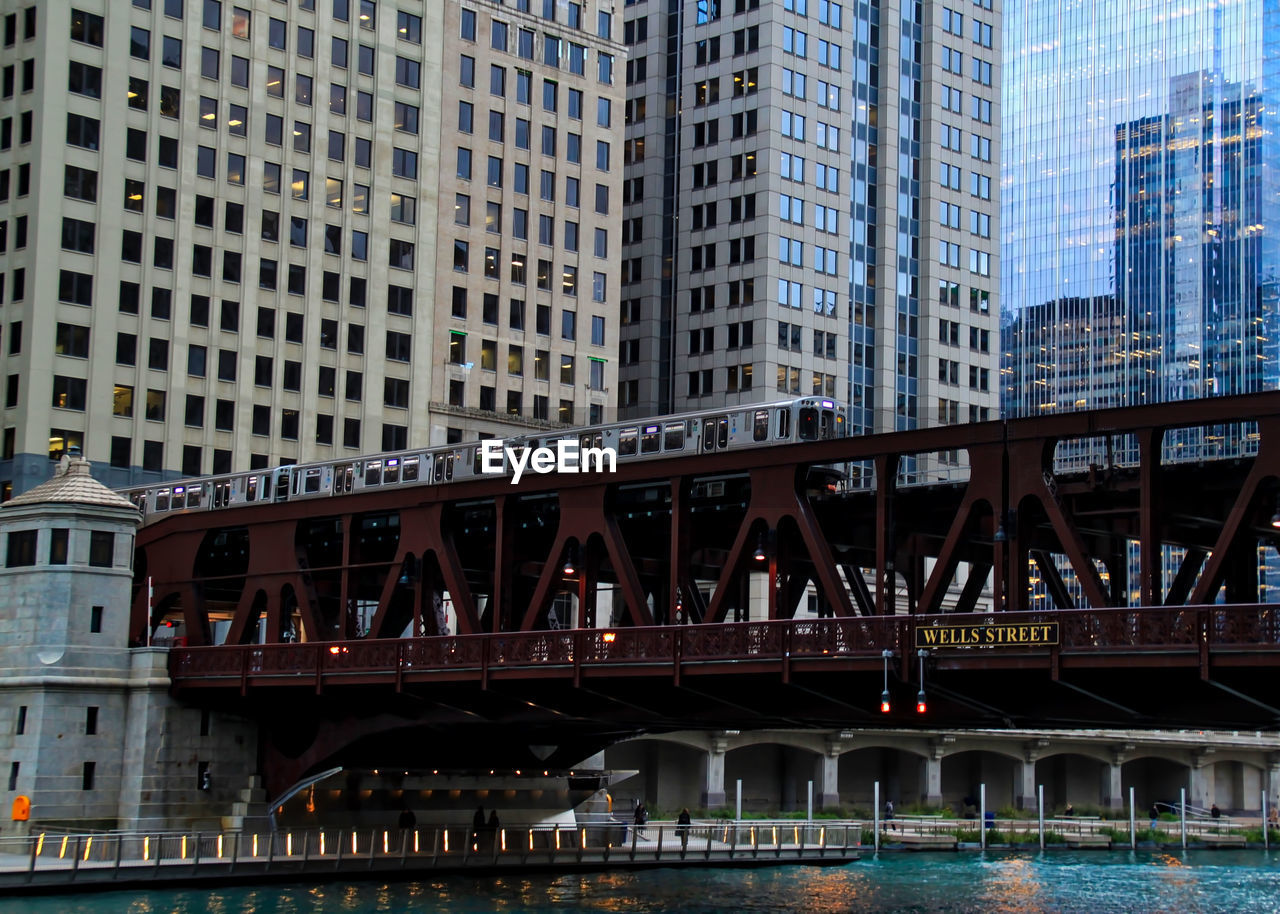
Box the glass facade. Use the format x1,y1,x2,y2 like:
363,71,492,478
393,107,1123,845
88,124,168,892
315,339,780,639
1002,0,1280,424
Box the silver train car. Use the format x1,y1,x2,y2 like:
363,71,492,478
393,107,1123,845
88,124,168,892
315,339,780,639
119,397,847,521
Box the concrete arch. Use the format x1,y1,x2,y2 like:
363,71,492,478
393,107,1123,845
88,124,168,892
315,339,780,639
724,742,823,813
1122,756,1189,811
940,749,1019,813
1029,745,1114,767
615,732,715,753
725,731,827,754
939,742,1026,764
1211,759,1266,813
838,742,930,761
603,738,707,813
837,747,926,809
1034,752,1110,812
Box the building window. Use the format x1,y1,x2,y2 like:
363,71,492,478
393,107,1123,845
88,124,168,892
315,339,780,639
49,528,69,565
5,529,35,567
88,531,113,568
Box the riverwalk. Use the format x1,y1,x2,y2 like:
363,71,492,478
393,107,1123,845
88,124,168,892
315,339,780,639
0,821,860,894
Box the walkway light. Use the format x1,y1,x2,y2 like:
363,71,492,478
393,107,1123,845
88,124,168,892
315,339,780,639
916,648,929,714
563,544,577,576
753,534,767,563
880,649,893,713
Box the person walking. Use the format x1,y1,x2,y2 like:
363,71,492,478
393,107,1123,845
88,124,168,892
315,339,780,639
472,805,486,850
487,809,501,852
634,800,649,839
677,808,691,851
1149,803,1159,830
883,799,895,831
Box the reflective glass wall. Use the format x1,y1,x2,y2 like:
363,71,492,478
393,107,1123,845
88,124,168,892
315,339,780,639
1001,0,1280,422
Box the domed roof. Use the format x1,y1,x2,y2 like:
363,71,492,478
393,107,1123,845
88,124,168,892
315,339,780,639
3,454,139,512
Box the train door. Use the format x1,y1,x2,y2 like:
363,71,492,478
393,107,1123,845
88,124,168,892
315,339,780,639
273,467,291,502
701,416,729,451
332,464,355,495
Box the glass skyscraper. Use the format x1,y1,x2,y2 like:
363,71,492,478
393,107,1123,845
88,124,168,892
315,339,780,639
1002,0,1280,421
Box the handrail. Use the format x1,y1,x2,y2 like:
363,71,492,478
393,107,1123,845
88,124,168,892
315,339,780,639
0,821,862,889
169,604,1280,685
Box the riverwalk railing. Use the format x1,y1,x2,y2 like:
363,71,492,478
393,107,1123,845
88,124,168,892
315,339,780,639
0,821,862,891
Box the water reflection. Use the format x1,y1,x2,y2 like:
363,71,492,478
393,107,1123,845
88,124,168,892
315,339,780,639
10,851,1280,914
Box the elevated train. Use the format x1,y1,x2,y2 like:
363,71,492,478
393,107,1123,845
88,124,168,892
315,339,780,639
118,397,847,521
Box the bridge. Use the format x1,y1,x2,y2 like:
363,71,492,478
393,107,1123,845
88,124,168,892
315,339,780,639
137,393,1280,789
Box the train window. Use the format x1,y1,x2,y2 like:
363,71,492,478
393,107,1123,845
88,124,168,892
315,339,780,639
717,416,729,449
213,481,227,508
618,429,638,456
172,486,185,509
274,471,290,502
187,485,203,507
155,488,171,511
777,409,792,439
702,420,717,452
434,456,445,482
246,476,259,502
820,409,834,439
663,422,685,451
641,424,661,454
752,410,769,442
403,456,419,481
445,453,454,481
472,446,484,475
799,407,819,440
365,460,383,487
303,468,323,493
385,458,400,484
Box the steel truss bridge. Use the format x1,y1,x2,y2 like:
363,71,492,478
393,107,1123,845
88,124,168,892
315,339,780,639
140,393,1280,789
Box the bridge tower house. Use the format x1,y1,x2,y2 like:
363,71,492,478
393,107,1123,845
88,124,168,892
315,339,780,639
0,450,258,834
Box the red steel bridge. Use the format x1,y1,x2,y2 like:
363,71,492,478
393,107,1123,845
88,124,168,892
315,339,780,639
141,393,1280,787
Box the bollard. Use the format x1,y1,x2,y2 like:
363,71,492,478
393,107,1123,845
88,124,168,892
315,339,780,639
1038,785,1045,851
874,780,880,854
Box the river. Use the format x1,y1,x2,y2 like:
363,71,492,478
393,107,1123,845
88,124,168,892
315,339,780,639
4,850,1280,913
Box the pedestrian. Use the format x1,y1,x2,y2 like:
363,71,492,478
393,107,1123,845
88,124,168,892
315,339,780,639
634,800,648,839
1210,803,1221,819
677,807,691,850
472,805,486,850
487,809,501,852
1149,803,1159,829
1063,802,1074,817
883,799,895,831
397,806,416,830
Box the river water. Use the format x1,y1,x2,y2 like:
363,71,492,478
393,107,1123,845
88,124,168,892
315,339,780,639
5,850,1280,913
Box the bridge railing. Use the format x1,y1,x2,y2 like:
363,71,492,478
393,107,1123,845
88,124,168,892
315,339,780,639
169,605,1280,683
0,821,861,889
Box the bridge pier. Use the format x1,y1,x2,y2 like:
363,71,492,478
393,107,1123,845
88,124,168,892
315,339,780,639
700,737,728,808
1189,751,1215,811
1102,762,1125,811
1016,760,1037,811
820,745,840,809
923,754,944,808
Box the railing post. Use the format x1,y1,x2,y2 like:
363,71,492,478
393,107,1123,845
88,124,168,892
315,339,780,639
114,832,124,879
25,834,37,883
396,641,405,692
240,646,250,695
334,829,344,870
69,836,82,881
481,638,490,690
192,832,201,874
314,643,325,694
1198,607,1210,679
654,825,663,861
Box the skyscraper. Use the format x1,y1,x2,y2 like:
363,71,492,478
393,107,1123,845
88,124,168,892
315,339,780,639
1002,0,1280,420
0,0,625,496
616,0,1002,441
